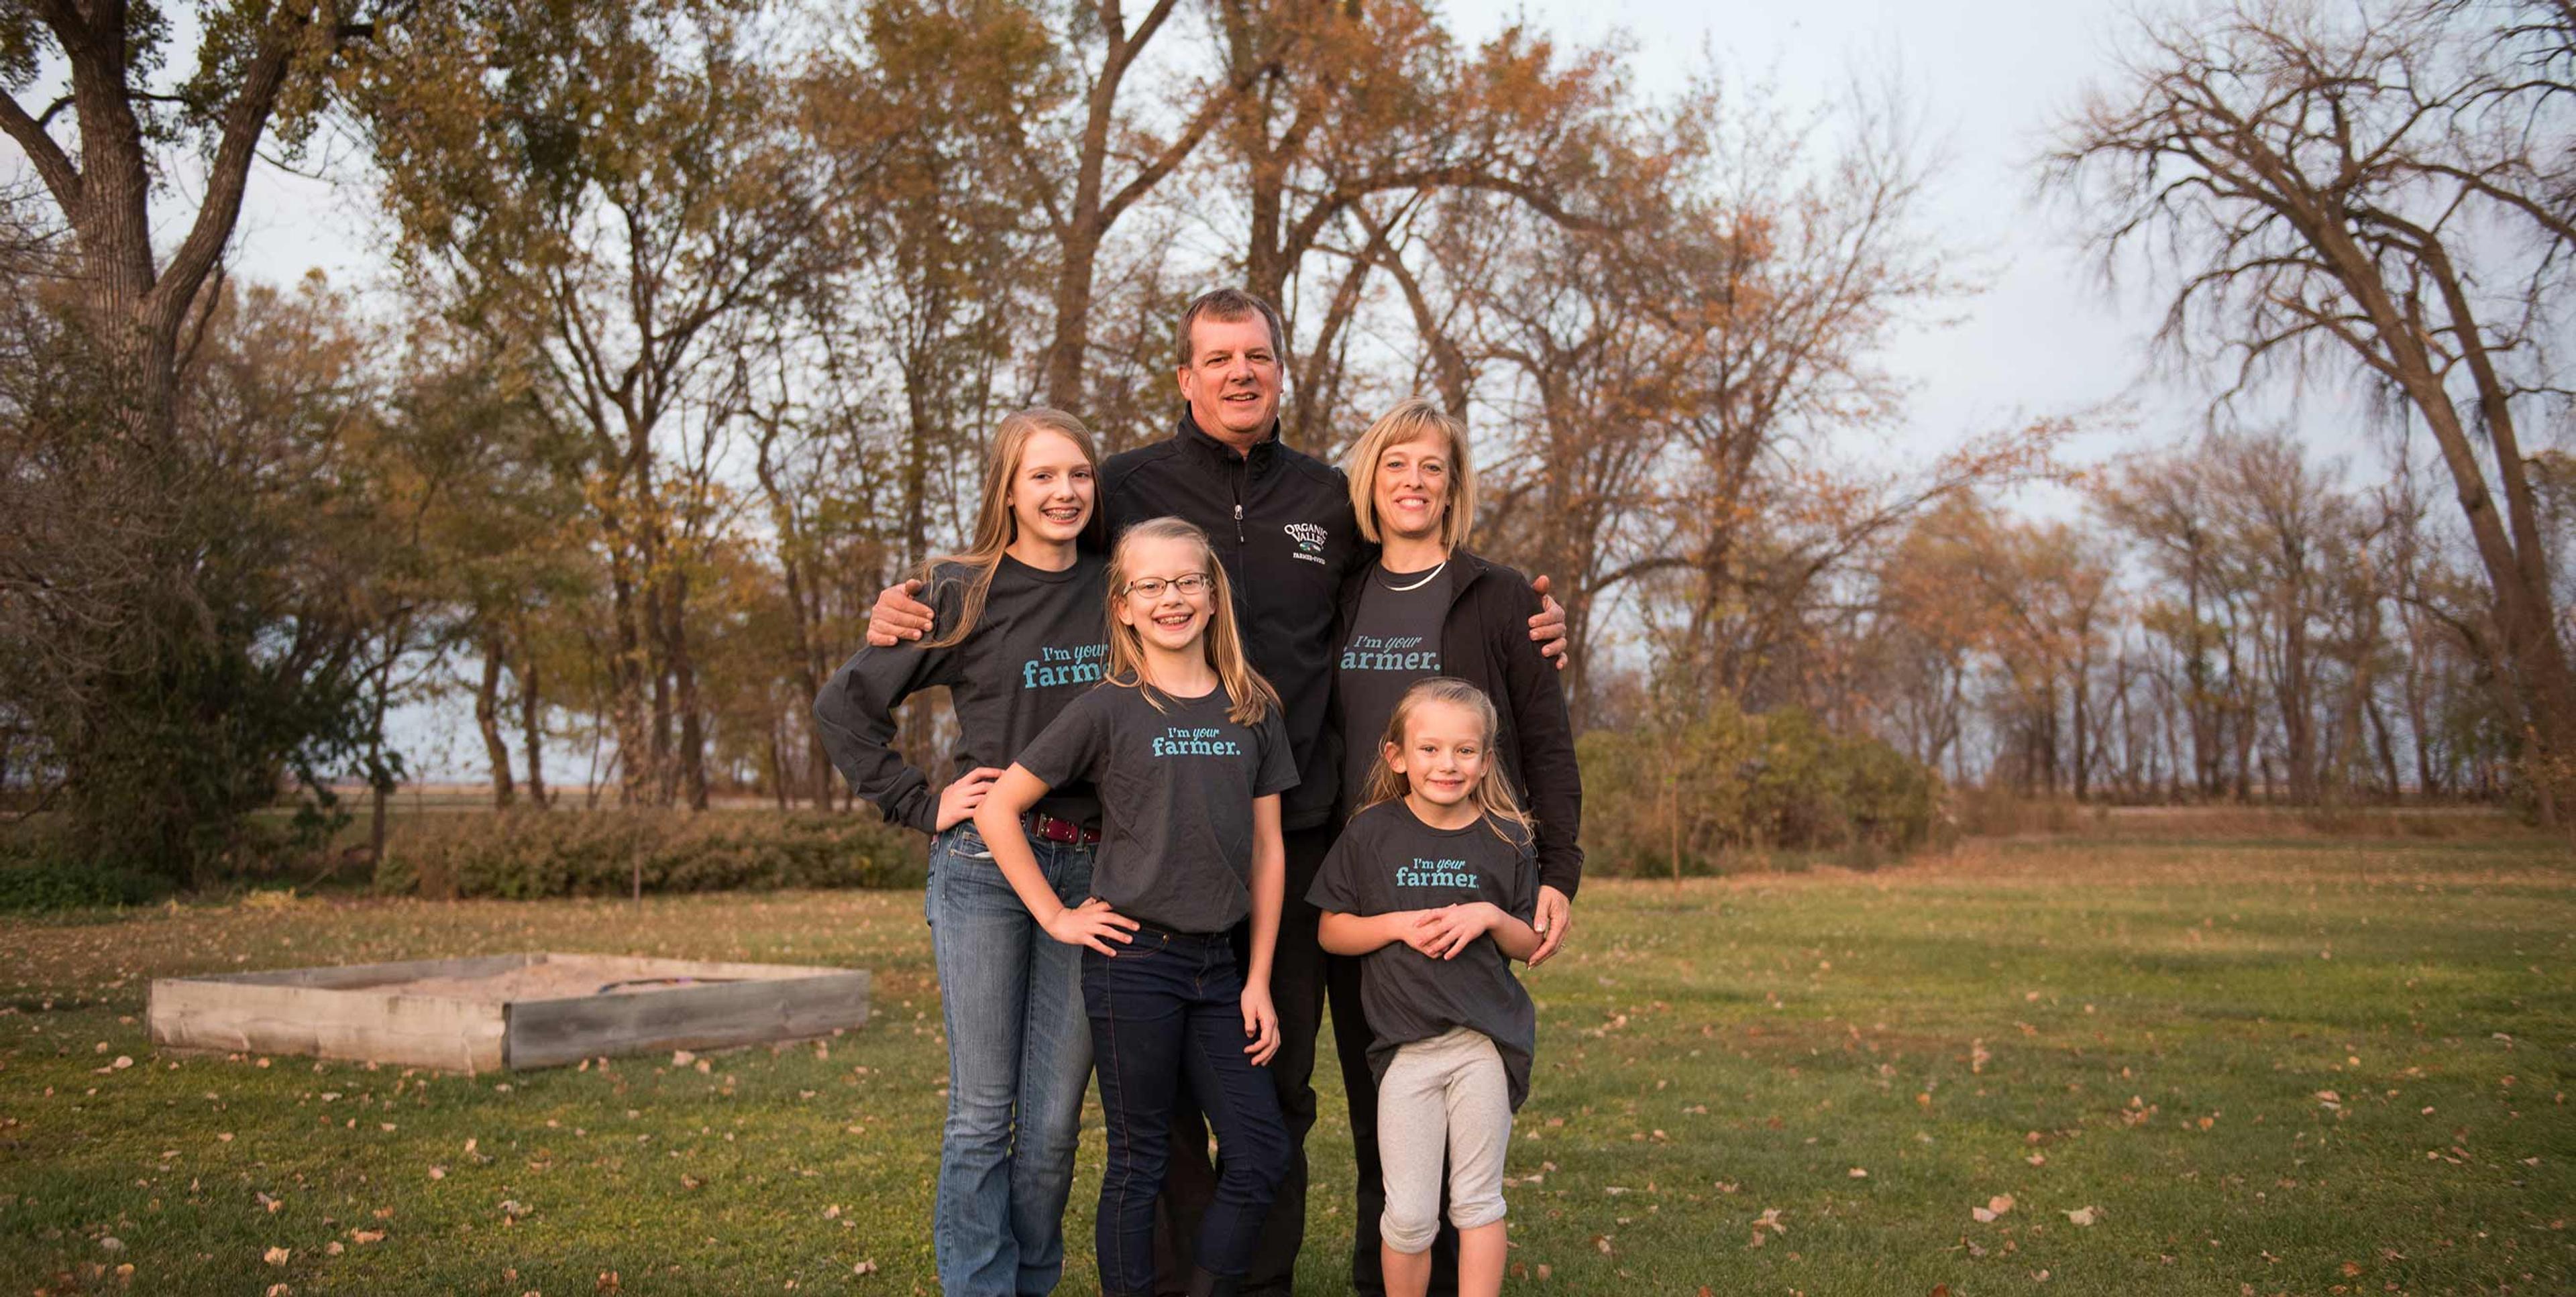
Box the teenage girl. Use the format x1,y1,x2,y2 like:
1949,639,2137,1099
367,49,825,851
1311,677,1544,1297
811,410,1108,1297
975,516,1298,1297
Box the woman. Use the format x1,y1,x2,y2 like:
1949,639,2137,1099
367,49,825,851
1325,396,1582,1294
812,408,1109,1297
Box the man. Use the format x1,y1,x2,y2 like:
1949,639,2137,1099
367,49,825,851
867,288,1575,1295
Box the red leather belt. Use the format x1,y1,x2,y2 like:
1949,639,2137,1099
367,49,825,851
1025,812,1101,846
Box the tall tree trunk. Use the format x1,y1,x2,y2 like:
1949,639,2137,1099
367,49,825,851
665,564,709,811
475,637,517,809
519,629,548,808
2367,695,2402,803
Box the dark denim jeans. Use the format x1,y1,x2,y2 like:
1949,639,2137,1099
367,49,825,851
1154,824,1336,1294
928,822,1096,1296
1084,927,1291,1297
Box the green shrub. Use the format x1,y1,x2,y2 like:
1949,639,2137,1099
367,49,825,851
1574,701,1942,878
0,840,173,912
372,810,924,899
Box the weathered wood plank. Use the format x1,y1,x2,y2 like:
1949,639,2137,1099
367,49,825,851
504,970,870,1070
148,979,507,1073
150,953,869,1072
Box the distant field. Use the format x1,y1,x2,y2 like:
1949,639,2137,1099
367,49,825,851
1,820,2568,1294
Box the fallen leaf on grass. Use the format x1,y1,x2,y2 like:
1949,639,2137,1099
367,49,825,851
1848,1168,1868,1178
852,1260,878,1275
2064,1206,2098,1226
262,1246,290,1265
350,1230,384,1245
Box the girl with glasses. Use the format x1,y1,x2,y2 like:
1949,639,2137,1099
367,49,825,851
975,516,1299,1297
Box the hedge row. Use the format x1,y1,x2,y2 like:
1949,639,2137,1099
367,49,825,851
1574,703,1943,877
0,852,172,911
370,810,924,899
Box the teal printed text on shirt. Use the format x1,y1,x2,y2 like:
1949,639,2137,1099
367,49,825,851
1342,633,1441,673
1395,856,1479,889
1151,726,1244,758
1022,642,1108,690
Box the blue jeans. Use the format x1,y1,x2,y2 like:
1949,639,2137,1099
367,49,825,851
1085,929,1291,1297
928,821,1095,1296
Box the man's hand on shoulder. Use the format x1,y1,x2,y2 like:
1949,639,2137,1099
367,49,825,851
867,579,936,647
1527,573,1570,669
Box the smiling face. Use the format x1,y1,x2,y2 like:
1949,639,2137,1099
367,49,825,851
1010,429,1094,547
1175,314,1283,444
1371,429,1452,546
1385,697,1490,809
1114,532,1214,655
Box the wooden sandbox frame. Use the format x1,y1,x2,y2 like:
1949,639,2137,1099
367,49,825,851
148,952,870,1073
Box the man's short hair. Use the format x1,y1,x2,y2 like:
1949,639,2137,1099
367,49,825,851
1175,288,1287,371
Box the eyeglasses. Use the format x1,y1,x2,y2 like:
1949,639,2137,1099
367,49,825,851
1123,573,1212,600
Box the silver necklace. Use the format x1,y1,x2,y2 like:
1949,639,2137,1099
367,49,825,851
1379,557,1448,592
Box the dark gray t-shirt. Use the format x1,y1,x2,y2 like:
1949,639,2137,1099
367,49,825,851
1333,561,1451,814
813,553,1110,833
1016,681,1300,933
1307,799,1539,1109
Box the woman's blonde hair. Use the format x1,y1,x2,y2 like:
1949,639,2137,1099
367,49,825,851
1104,517,1280,726
921,408,1098,650
1361,677,1532,844
1346,398,1476,550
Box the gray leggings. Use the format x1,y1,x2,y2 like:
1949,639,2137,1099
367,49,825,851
1376,1025,1513,1253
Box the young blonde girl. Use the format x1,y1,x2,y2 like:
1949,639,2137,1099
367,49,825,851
977,516,1298,1297
1311,677,1544,1297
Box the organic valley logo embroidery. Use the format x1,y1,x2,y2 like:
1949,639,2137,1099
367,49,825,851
1284,522,1328,565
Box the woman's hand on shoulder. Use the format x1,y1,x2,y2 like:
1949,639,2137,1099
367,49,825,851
1042,897,1138,955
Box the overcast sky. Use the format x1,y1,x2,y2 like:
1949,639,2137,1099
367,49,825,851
197,0,2204,463
15,0,2368,780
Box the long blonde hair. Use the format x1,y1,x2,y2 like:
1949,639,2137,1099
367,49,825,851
922,409,1098,650
1104,517,1279,726
1345,397,1477,550
1362,677,1532,844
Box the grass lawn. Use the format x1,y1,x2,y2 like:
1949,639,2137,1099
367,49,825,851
1,818,2569,1295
